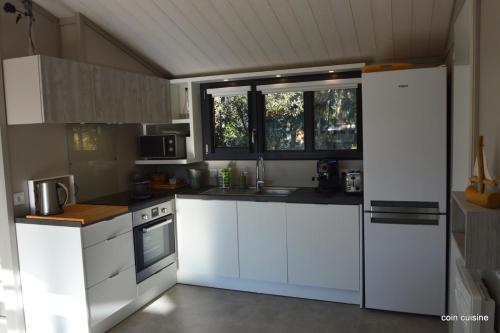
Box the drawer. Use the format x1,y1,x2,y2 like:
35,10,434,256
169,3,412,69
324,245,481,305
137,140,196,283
82,213,132,248
84,231,135,288
88,265,136,327
138,262,177,297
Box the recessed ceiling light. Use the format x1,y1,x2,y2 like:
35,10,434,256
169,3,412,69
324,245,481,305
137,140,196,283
223,79,229,82
328,70,335,73
275,74,282,78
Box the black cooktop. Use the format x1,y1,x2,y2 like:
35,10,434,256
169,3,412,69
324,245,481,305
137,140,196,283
84,190,178,212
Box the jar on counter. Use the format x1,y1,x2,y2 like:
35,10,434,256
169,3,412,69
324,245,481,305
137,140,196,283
238,171,248,189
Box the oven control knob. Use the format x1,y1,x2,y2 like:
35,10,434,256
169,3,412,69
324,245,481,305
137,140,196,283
161,208,167,213
142,214,149,220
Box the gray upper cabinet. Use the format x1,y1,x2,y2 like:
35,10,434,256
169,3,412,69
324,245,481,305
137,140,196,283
3,55,170,125
40,56,95,123
141,75,171,123
93,66,142,123
3,55,95,124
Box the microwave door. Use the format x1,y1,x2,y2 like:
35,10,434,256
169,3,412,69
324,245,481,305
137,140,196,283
139,136,166,159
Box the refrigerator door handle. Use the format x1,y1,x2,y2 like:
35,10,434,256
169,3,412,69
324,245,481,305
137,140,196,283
366,200,443,225
368,212,440,225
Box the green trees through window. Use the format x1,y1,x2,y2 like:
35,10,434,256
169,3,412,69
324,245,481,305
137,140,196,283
264,92,304,151
203,75,361,160
214,94,248,148
314,88,357,150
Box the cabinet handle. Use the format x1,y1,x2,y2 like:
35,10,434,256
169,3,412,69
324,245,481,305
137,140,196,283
108,271,119,279
251,129,256,144
106,234,117,241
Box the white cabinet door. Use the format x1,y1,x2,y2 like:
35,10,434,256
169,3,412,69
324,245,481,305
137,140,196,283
286,204,360,291
82,213,132,248
237,201,287,283
84,231,135,288
87,266,136,327
176,199,239,278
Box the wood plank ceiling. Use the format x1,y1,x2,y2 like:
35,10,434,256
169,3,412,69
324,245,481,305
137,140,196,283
36,0,456,77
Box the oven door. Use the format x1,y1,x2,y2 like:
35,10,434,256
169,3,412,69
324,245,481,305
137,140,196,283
133,214,175,283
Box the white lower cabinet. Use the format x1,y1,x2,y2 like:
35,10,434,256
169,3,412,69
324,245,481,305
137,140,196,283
286,204,360,291
176,199,239,278
176,198,361,303
237,201,287,283
87,266,137,326
84,231,135,288
16,213,138,333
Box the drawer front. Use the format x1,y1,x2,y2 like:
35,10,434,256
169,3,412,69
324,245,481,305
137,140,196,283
138,262,177,297
82,213,132,248
84,231,135,288
88,266,136,327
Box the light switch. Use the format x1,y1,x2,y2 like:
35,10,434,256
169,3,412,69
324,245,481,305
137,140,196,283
13,192,25,206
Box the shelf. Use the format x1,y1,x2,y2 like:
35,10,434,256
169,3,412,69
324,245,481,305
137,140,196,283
171,118,190,124
135,159,199,165
451,191,500,270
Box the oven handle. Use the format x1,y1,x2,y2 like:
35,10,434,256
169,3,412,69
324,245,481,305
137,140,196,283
142,218,173,233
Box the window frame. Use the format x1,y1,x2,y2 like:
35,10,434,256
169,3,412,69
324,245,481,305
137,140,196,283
201,72,362,160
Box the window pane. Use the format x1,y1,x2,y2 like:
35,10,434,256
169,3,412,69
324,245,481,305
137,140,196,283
264,92,304,151
314,88,357,150
214,94,249,148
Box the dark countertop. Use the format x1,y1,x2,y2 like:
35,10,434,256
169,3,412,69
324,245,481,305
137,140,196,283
84,189,181,212
16,187,362,227
83,186,362,209
177,187,363,205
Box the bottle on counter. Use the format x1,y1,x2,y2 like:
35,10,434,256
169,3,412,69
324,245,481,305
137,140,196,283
239,171,248,189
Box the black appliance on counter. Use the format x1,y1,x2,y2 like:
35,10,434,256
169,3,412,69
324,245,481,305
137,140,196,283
315,159,341,193
133,201,176,283
139,134,186,159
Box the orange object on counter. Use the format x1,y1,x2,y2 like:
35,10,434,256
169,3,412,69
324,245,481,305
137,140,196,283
150,172,168,184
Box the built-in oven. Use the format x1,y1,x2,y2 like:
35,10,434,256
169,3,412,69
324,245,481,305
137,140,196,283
132,201,176,283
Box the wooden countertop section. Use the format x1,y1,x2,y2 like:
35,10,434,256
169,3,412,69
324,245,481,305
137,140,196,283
26,204,128,225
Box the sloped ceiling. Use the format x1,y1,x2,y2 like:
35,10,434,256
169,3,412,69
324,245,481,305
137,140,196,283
35,0,456,77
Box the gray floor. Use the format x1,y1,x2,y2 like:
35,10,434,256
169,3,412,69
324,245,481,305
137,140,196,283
110,284,447,333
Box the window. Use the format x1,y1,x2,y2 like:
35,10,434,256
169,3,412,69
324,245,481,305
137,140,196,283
314,88,358,151
214,94,249,148
264,92,304,151
201,73,362,160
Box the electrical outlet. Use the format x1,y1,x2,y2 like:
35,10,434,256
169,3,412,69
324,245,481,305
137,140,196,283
13,192,25,206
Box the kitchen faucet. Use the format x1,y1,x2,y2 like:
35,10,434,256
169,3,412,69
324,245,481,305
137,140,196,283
256,156,265,192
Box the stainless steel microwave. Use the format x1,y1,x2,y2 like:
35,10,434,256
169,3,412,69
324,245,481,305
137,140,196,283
139,134,186,159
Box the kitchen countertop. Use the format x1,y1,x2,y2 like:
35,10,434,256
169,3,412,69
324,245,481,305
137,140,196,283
17,204,129,227
84,189,181,211
177,187,363,205
16,187,362,227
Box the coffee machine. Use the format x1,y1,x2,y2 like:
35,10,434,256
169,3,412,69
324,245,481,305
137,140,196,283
315,159,341,193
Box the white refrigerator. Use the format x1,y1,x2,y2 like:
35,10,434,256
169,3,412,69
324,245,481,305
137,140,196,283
362,67,447,316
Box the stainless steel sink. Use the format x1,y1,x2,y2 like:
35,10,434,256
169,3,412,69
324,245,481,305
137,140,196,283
255,187,297,196
201,188,256,196
201,186,297,197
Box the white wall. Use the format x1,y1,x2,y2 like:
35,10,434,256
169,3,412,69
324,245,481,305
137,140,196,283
66,124,140,201
146,160,363,188
478,0,500,188
477,0,500,330
7,125,70,216
0,3,64,331
451,0,476,191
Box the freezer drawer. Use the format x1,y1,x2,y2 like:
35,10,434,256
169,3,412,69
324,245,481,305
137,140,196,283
364,211,446,315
